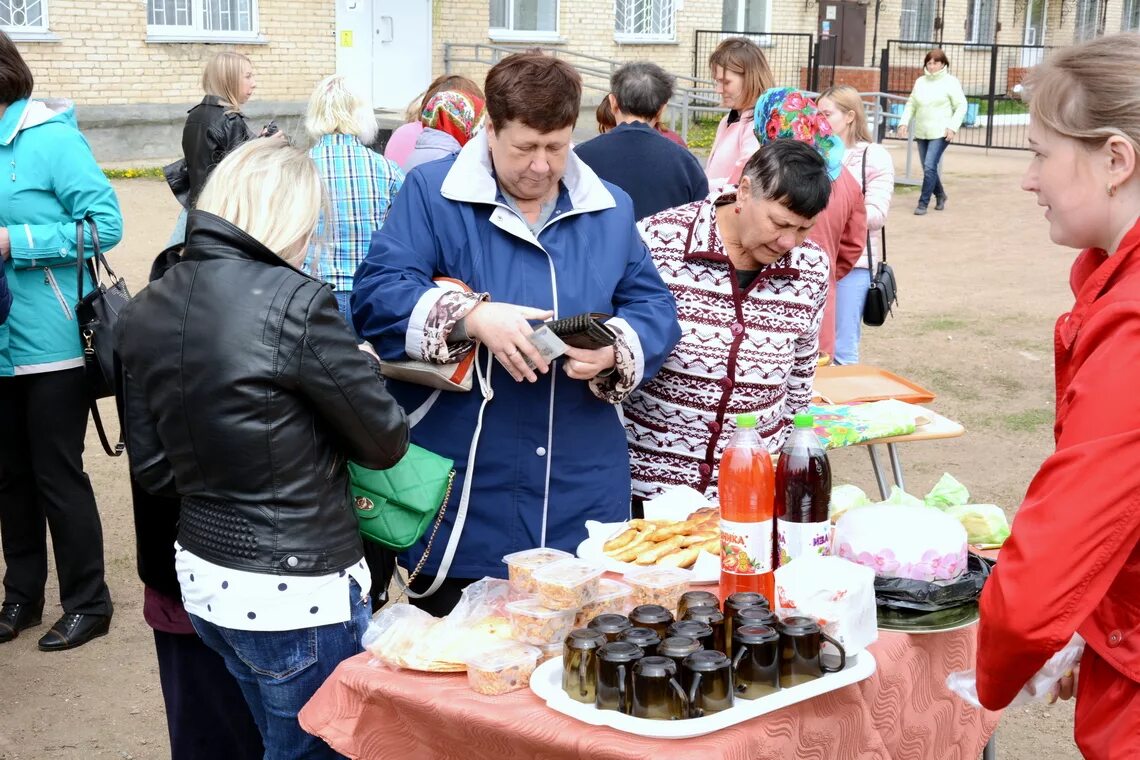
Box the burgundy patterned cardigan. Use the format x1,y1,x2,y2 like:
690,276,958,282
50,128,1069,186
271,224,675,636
624,193,829,500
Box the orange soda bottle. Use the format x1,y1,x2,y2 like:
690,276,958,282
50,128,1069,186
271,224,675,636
717,413,776,605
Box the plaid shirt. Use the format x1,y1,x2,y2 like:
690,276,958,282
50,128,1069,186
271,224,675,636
306,133,404,292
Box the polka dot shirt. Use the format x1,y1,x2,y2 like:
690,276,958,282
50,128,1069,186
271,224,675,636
174,542,372,632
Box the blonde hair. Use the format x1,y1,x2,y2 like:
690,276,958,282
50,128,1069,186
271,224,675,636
196,139,324,266
305,75,379,144
708,37,774,111
201,52,252,113
401,74,485,122
820,85,872,144
1023,33,1140,155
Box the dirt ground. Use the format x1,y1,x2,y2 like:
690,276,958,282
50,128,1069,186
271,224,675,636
0,144,1085,759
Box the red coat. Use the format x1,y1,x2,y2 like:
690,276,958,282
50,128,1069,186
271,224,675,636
807,169,867,356
976,219,1140,759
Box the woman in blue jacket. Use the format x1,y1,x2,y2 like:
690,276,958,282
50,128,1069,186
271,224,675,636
0,32,122,650
353,52,680,615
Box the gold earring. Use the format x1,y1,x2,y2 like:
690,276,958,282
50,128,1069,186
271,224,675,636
1107,183,1118,198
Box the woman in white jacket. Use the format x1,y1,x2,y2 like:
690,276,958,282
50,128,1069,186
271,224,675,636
818,86,894,365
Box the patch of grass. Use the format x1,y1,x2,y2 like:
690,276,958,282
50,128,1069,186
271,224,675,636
920,316,970,332
104,167,164,179
990,374,1026,395
967,97,1029,117
1000,408,1053,433
684,120,720,150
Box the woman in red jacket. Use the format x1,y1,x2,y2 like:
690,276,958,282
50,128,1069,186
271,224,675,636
976,33,1140,759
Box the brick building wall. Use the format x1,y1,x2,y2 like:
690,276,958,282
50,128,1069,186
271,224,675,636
10,0,335,107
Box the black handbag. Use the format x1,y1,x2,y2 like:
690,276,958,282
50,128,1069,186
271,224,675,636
75,217,131,456
860,149,898,327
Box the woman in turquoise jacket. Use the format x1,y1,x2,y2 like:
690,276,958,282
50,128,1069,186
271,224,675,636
898,48,967,215
0,31,122,651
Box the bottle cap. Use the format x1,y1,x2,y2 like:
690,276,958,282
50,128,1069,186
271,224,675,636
736,413,758,428
793,413,814,428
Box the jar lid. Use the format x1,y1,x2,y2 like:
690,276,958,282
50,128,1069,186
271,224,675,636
736,607,778,627
633,655,677,678
657,635,704,657
597,640,645,663
725,592,770,611
630,604,674,624
588,613,633,634
668,620,713,640
565,628,608,650
777,615,820,636
734,624,779,644
683,650,731,671
619,626,662,647
683,605,725,624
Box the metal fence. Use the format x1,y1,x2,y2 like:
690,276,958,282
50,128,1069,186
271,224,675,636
692,30,816,91
879,40,1057,150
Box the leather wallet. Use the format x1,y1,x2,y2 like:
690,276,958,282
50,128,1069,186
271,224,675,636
545,312,617,349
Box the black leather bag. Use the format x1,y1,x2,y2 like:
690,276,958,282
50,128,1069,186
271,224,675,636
75,217,130,456
860,150,898,327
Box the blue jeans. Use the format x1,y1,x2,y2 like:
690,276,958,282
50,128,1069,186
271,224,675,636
333,291,359,339
834,267,871,365
916,137,949,207
189,580,370,760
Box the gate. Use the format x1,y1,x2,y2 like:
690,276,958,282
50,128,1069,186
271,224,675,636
693,30,815,91
879,39,1057,150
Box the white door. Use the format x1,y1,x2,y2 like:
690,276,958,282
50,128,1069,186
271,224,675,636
335,0,376,102
371,0,432,111
1021,0,1047,65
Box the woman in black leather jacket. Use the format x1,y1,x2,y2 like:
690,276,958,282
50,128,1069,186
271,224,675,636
116,138,408,760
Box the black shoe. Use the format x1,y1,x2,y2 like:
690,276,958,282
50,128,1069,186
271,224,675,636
37,613,111,652
0,601,44,643
914,205,928,216
935,194,947,211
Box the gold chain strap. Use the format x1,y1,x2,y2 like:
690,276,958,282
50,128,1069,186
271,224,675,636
395,469,457,602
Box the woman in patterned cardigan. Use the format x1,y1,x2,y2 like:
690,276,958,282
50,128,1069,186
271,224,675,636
625,139,831,506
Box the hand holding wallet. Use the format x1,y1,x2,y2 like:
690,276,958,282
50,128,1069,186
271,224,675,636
544,312,617,350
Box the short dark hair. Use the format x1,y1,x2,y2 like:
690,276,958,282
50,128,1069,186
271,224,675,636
610,62,674,120
742,139,831,219
0,31,34,105
925,48,950,68
484,51,582,133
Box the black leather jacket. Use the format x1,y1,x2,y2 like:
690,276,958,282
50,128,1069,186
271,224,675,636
115,211,409,576
182,96,252,207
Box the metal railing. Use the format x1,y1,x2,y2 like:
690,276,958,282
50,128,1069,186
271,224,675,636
692,30,815,87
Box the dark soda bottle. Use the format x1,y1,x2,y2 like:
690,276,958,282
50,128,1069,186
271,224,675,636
775,414,832,567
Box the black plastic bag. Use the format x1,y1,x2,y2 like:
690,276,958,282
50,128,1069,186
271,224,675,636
874,553,992,612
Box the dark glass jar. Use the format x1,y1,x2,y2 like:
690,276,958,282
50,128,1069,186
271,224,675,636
681,650,734,717
562,628,608,704
731,624,780,699
631,656,688,720
596,640,644,713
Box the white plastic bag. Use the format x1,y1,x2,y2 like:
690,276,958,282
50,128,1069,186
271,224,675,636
947,634,1085,708
775,555,879,656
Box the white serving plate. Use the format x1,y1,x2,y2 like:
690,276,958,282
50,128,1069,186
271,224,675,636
576,523,720,584
529,651,877,739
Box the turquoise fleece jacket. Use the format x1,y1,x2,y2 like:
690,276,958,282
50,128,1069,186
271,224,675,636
0,98,123,375
900,67,968,140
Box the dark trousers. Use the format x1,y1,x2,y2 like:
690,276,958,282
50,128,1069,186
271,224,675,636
916,137,949,207
0,369,112,615
406,573,476,617
154,629,264,760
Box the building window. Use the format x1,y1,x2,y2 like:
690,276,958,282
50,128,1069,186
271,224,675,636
0,0,47,33
721,0,768,33
899,0,936,41
489,0,559,38
147,0,259,40
965,0,996,43
615,0,675,41
1124,0,1140,31
1073,0,1102,39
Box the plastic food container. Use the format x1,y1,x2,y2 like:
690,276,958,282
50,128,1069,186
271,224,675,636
465,643,542,695
506,598,578,645
532,559,605,610
537,641,563,664
502,548,574,596
624,567,693,612
574,578,634,628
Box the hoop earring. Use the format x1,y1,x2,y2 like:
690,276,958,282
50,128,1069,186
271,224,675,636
1107,184,1118,198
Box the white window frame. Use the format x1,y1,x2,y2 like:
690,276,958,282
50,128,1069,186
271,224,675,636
0,0,55,41
965,0,996,43
1073,0,1101,40
1124,0,1140,31
721,0,771,36
488,0,562,43
147,0,265,45
614,0,676,43
898,0,936,41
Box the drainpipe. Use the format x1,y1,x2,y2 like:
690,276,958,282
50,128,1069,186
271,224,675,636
871,0,882,65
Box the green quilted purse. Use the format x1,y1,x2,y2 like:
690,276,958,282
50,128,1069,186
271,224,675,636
349,445,456,552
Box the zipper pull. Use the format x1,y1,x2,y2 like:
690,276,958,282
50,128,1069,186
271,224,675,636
44,268,50,285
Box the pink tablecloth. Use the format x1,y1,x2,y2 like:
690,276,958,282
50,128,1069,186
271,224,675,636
300,628,998,760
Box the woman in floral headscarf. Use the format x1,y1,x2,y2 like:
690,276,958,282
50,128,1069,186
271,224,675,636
405,90,486,172
754,87,867,361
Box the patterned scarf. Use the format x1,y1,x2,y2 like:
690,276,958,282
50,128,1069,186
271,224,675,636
421,91,486,147
753,87,846,180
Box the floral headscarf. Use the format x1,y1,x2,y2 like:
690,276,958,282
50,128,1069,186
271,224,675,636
753,87,845,181
421,91,486,147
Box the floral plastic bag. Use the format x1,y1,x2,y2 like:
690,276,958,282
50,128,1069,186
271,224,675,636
947,634,1085,708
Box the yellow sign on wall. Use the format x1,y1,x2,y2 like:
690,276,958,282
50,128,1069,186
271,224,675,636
339,30,354,47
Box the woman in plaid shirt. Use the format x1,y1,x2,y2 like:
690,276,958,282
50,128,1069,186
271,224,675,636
304,75,404,327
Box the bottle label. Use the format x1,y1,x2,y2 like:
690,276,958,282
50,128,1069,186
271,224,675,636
777,519,831,566
719,518,773,576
